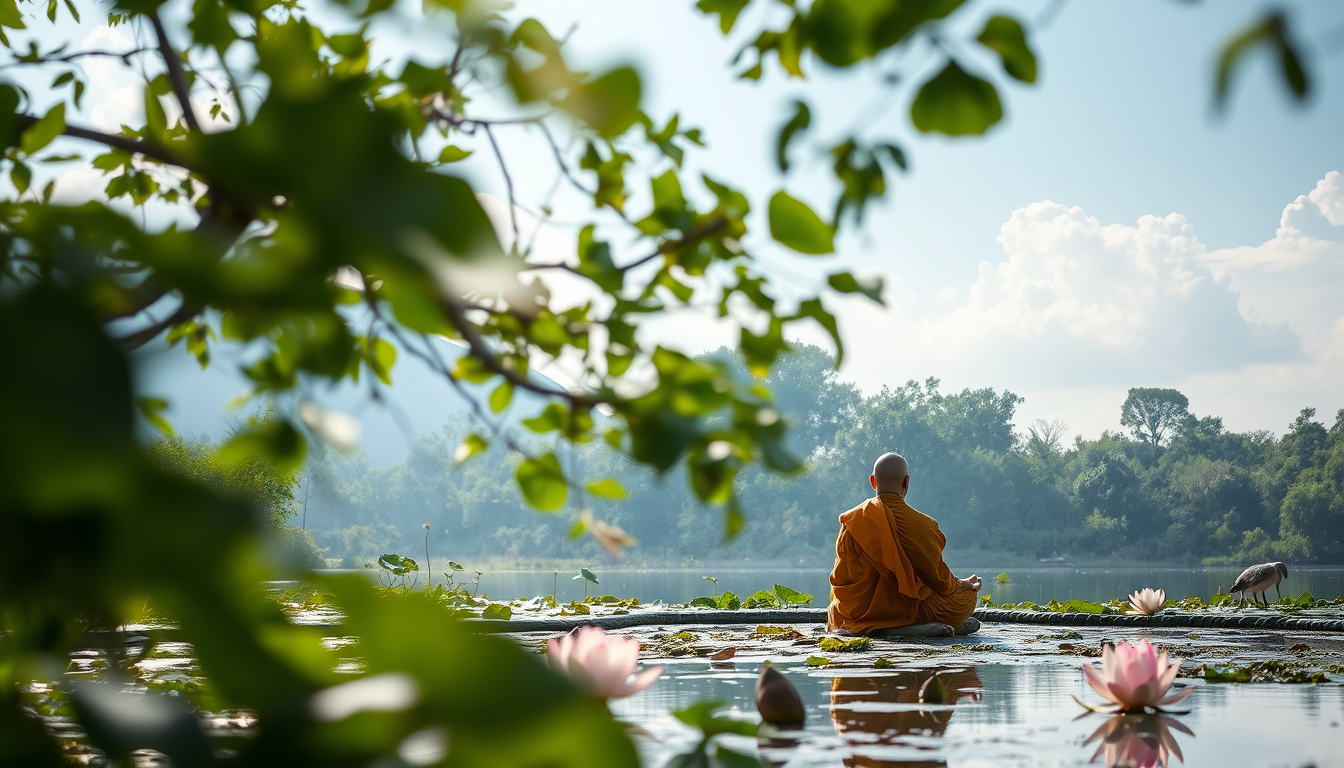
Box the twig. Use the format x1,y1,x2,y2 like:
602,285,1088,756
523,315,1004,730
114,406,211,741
151,12,201,132
524,215,728,274
440,296,583,404
22,115,199,171
481,124,520,252
0,47,150,71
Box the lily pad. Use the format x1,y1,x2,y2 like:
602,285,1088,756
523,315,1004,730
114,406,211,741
818,636,871,653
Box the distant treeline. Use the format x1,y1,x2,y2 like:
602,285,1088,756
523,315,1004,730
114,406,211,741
296,345,1344,567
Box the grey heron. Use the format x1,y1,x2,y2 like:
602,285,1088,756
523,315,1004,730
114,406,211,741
1230,562,1289,607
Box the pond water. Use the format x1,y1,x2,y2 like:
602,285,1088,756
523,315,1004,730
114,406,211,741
615,660,1344,767
460,566,1344,607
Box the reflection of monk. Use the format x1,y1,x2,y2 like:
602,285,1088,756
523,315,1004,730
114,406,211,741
829,668,983,768
828,453,981,636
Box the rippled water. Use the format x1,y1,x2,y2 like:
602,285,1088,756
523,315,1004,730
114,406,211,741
455,566,1344,606
613,661,1344,767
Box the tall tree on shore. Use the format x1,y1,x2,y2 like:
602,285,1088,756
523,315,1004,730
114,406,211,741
1120,388,1191,457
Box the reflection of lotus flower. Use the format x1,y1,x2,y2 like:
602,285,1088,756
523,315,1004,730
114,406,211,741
1085,714,1193,768
1128,588,1166,615
546,627,663,699
1080,640,1194,713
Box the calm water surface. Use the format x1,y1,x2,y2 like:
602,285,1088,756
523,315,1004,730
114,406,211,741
470,567,1344,606
613,661,1344,767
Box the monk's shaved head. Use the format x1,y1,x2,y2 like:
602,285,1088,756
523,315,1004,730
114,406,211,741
871,452,910,493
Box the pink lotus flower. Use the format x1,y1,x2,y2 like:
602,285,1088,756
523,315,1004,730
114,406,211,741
547,626,663,699
1085,714,1192,768
1079,639,1194,713
1128,588,1166,615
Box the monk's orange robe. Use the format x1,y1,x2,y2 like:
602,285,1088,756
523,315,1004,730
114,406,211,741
827,491,976,635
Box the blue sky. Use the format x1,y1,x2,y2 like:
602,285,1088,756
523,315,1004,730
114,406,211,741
21,0,1344,450
487,0,1344,440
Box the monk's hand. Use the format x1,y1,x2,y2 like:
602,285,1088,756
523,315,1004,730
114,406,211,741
960,575,983,592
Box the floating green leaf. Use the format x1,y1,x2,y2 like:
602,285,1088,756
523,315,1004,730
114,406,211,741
481,603,512,620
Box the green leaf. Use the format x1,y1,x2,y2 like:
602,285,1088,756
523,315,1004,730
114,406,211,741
21,102,65,154
369,337,397,385
827,271,884,303
805,656,830,667
768,190,834,254
218,419,307,475
561,66,642,137
586,478,628,500
724,499,745,541
793,298,843,366
775,100,811,172
134,396,174,436
515,452,568,511
716,591,741,610
0,0,27,29
9,161,30,194
696,0,749,34
690,596,718,608
489,380,514,414
438,145,472,163
567,519,586,540
773,584,813,606
454,433,488,462
910,60,1003,136
976,15,1037,84
481,603,512,620
673,701,758,738
1214,11,1309,110
579,567,599,584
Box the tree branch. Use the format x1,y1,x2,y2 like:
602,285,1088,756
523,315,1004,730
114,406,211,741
27,116,201,172
441,296,588,405
151,12,201,133
0,48,151,71
481,124,520,252
116,301,201,350
524,215,729,274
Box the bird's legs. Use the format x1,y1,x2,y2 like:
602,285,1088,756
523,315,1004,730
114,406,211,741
1275,584,1283,602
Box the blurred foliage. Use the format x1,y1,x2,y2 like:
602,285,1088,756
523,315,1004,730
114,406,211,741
0,0,1328,762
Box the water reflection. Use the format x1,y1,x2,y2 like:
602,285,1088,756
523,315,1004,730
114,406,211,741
827,668,983,767
1083,715,1193,768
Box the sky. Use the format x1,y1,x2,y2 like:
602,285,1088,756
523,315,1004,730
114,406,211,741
489,0,1344,441
18,0,1344,450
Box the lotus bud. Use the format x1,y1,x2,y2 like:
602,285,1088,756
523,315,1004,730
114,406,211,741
918,673,947,704
755,665,805,727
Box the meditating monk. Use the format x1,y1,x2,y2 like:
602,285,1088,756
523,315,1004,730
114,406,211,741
827,452,982,637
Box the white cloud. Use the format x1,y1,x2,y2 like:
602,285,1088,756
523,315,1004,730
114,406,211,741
832,201,1299,395
1307,170,1344,226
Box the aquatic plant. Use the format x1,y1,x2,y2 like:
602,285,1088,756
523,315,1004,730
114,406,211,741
573,568,599,598
546,626,663,699
1077,639,1194,713
369,553,419,591
755,665,805,727
1084,714,1192,768
669,701,759,766
1128,588,1166,615
690,583,814,610
996,572,1011,584
818,636,871,652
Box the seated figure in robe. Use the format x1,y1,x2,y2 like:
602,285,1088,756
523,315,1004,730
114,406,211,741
827,452,982,637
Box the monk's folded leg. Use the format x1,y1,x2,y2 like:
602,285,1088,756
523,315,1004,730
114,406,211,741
913,589,977,628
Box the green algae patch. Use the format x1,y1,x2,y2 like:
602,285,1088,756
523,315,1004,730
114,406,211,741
1195,659,1329,684
818,636,871,652
806,656,831,667
753,625,805,640
873,658,896,668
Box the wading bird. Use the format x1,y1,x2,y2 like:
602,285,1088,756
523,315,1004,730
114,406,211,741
1231,562,1289,607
